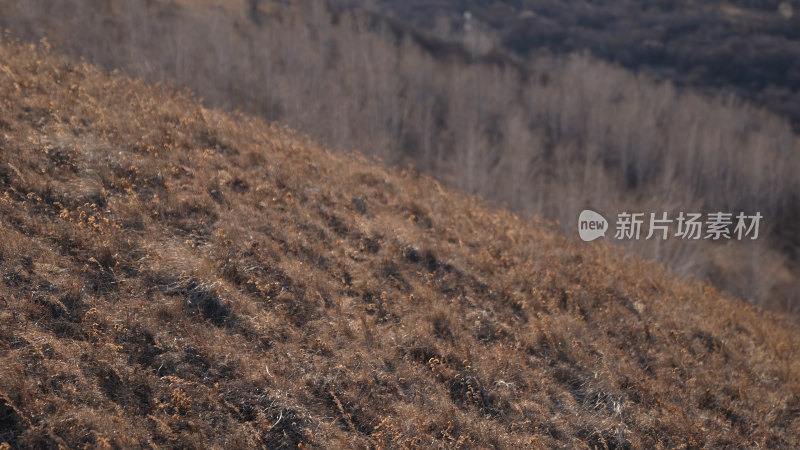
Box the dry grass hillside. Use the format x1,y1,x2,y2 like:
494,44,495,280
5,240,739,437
3,0,799,315
1,41,799,448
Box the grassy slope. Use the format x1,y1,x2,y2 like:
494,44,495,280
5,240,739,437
3,0,800,317
0,41,799,449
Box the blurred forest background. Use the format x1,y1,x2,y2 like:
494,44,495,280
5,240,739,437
1,0,798,315
376,0,800,129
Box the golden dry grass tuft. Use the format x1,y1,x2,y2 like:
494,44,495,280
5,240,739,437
0,40,799,448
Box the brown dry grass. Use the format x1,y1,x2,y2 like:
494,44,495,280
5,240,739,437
3,0,799,315
1,40,799,448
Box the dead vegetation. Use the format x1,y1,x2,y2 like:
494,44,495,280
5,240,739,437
1,41,799,448
2,0,799,315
